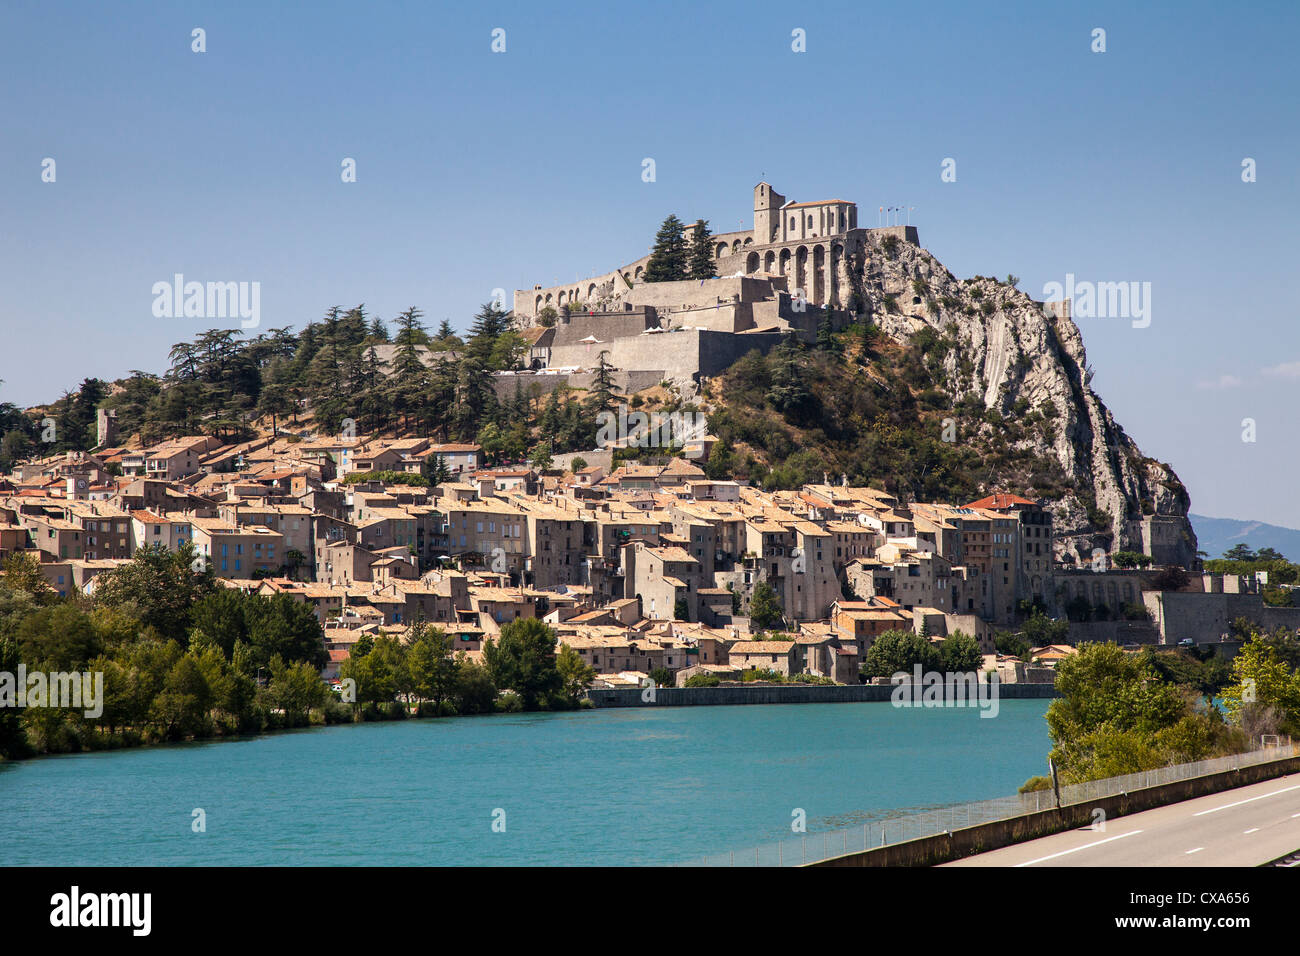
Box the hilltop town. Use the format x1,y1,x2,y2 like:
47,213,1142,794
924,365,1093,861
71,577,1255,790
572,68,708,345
0,180,1288,691
501,183,1200,569
2,417,1294,691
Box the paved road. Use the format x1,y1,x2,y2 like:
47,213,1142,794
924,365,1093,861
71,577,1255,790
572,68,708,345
945,772,1300,867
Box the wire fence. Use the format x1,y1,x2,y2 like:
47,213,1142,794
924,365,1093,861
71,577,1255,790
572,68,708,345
674,740,1299,867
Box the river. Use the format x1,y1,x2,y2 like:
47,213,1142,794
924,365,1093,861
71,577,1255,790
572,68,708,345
0,699,1051,865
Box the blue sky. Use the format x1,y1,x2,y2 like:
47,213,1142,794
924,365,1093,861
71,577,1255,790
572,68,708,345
2,1,1297,526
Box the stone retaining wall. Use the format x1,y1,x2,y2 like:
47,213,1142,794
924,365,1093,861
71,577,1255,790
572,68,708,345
586,682,1059,708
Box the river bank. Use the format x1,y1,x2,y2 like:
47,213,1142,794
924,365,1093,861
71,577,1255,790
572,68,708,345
588,682,1059,707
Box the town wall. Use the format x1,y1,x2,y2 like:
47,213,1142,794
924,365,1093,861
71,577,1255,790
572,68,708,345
587,682,1058,707
1144,590,1300,644
492,369,665,401
550,311,661,348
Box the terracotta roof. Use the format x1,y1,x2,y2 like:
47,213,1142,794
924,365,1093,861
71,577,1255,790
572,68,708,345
730,640,796,654
966,493,1037,510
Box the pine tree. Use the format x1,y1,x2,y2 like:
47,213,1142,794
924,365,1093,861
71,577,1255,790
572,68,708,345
749,581,785,631
434,319,462,349
469,301,509,342
339,304,369,347
859,313,878,359
642,215,688,283
539,391,563,443
393,306,427,348
704,439,733,480
816,312,835,352
589,350,620,412
390,307,432,432
452,356,494,439
530,441,554,473
427,455,451,486
768,334,814,419
688,220,716,280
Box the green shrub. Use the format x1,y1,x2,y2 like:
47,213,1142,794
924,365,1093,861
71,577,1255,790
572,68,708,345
495,692,524,713
685,672,721,688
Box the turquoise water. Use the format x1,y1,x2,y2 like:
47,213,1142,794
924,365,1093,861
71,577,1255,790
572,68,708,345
0,700,1051,865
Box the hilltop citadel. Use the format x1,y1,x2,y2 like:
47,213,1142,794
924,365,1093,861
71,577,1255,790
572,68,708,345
508,183,917,390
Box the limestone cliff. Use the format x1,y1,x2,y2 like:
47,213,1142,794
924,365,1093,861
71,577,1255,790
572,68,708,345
845,233,1196,568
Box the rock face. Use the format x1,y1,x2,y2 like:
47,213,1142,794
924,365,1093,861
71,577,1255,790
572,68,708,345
845,232,1197,569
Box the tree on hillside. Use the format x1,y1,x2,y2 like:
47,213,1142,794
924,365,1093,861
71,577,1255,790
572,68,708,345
858,315,879,358
256,382,295,437
642,214,688,283
530,441,554,472
393,306,430,347
939,632,982,672
483,618,562,710
861,630,941,680
407,623,458,713
92,544,216,644
688,220,716,280
767,334,816,419
2,553,56,606
748,581,784,630
816,312,839,354
388,307,433,433
453,354,494,439
468,300,511,347
557,643,597,704
704,438,734,480
432,318,462,350
1021,609,1069,647
426,455,451,486
589,350,620,413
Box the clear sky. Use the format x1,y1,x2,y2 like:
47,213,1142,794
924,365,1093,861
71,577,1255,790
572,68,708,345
2,1,1297,525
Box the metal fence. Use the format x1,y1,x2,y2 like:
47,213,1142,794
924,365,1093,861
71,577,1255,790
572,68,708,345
674,741,1299,867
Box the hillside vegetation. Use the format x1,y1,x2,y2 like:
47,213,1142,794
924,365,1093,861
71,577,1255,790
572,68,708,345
701,322,1073,505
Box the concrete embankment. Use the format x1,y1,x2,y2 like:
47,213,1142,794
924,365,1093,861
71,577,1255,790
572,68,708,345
810,753,1300,867
586,682,1058,708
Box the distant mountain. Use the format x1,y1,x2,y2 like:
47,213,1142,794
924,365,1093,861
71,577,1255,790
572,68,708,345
1190,514,1300,562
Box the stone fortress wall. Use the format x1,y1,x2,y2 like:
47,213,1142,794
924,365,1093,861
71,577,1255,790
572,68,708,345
509,182,922,389
513,183,920,324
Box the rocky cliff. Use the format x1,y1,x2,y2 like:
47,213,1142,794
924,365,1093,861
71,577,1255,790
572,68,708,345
845,232,1197,568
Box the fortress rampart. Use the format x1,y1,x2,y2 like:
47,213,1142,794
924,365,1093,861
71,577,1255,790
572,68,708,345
508,183,917,390
514,184,919,322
